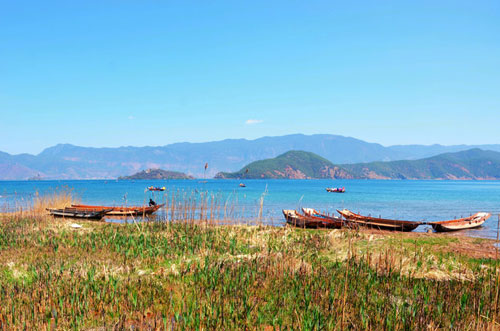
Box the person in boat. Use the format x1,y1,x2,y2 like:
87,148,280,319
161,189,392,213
149,199,157,207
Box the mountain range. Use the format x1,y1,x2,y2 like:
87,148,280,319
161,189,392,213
216,149,500,180
1,134,499,179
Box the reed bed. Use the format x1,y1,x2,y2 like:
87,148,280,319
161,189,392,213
32,187,80,214
0,187,80,218
1,212,499,329
149,189,268,226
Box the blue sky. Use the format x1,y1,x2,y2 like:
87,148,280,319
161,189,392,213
1,1,499,154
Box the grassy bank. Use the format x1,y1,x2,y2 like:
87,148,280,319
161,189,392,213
0,215,499,329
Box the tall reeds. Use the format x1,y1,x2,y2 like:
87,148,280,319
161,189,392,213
0,187,80,218
155,189,263,226
32,187,79,214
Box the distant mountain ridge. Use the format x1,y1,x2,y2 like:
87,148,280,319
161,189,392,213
1,134,500,179
342,148,500,180
216,149,500,180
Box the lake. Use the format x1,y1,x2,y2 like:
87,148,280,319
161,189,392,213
1,179,499,238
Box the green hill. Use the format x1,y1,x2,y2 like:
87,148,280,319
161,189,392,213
118,168,194,180
343,148,500,179
214,151,352,179
215,149,500,180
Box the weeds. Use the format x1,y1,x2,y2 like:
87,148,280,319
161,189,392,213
0,212,499,329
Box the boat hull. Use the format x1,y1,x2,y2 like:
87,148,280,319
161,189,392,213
337,209,421,232
429,212,490,232
301,208,344,228
326,188,345,193
148,187,165,191
71,204,164,216
283,210,339,229
431,222,484,232
47,208,109,220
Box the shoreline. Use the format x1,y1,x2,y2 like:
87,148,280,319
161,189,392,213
2,210,499,242
2,211,498,260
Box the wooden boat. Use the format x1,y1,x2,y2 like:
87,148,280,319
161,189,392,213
429,212,490,232
283,210,340,229
71,204,164,216
148,186,166,191
337,209,422,232
47,208,111,219
301,208,344,228
326,187,345,193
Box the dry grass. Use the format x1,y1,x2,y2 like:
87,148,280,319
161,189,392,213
0,188,80,220
32,188,79,214
1,214,500,329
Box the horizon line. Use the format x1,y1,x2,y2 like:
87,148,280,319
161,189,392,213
3,133,500,156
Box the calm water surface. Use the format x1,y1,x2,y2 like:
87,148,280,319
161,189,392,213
1,179,499,238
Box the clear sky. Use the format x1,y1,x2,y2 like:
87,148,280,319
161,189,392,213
1,1,499,154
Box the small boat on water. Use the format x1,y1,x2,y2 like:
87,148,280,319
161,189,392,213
148,186,166,191
301,208,345,228
47,208,111,220
326,187,345,193
429,212,491,232
283,210,340,229
337,209,422,232
239,183,246,187
71,204,164,216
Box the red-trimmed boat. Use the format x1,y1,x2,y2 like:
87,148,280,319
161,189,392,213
326,187,345,193
148,186,166,191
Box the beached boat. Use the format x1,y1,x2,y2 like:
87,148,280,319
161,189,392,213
47,208,111,220
337,209,422,232
71,204,164,216
301,208,344,228
283,210,339,229
148,186,166,191
429,212,491,232
326,187,345,193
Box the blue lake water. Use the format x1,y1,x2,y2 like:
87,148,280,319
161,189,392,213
1,179,499,239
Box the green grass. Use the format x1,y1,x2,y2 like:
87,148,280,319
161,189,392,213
0,216,499,329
